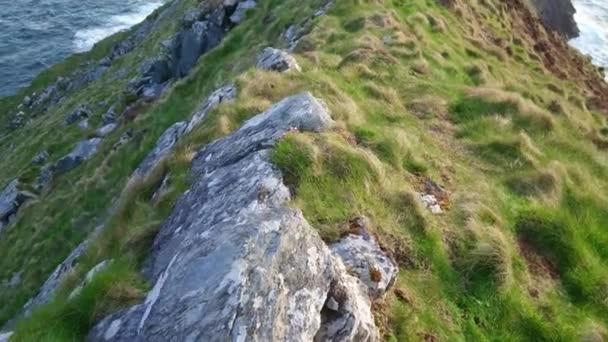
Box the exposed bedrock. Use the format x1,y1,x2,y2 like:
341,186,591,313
88,93,397,341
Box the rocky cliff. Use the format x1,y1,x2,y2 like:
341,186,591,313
530,0,579,38
2,0,608,340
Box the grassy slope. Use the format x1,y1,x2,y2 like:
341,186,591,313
3,0,608,340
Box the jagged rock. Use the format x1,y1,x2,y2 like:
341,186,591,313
131,122,187,181
256,47,301,72
54,138,102,174
151,173,172,204
95,123,118,137
34,166,53,192
12,225,106,323
229,0,256,24
69,260,113,299
171,20,224,78
98,57,112,67
8,111,25,130
8,272,22,288
101,106,117,125
185,84,237,133
22,96,32,107
190,92,330,176
31,151,49,165
0,332,12,342
330,217,398,298
530,0,579,39
88,93,379,341
0,180,32,229
420,194,442,214
127,57,172,100
112,130,133,151
65,105,92,125
78,119,90,130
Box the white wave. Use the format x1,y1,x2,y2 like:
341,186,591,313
570,0,608,78
73,1,165,53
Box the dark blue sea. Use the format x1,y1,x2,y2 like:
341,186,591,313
0,0,606,97
0,0,165,97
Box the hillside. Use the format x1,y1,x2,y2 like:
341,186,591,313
1,0,608,340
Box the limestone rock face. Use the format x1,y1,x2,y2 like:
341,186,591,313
88,93,382,341
256,47,301,72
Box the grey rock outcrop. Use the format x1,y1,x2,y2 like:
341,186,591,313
94,123,118,138
256,47,301,72
185,84,237,133
101,106,117,125
8,111,25,130
0,332,12,342
31,151,49,165
131,122,187,181
69,260,113,299
54,138,102,174
131,85,237,183
0,180,32,231
229,0,256,24
13,224,106,323
65,105,92,125
530,0,579,39
34,166,53,192
330,217,398,299
88,93,382,341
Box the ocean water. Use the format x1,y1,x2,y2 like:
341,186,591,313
570,0,608,77
0,0,606,97
0,0,165,97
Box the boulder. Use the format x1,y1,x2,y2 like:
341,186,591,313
88,93,380,341
229,0,256,24
330,217,398,298
170,20,224,78
185,84,237,133
256,47,301,72
65,105,91,125
22,96,32,107
101,106,117,125
78,119,90,130
31,151,49,165
0,180,32,229
94,123,118,137
54,138,102,174
8,111,25,130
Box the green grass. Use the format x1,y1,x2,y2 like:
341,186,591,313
4,0,608,340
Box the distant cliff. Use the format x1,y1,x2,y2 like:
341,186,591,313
530,0,579,38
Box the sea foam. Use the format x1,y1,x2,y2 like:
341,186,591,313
73,1,164,52
570,0,608,78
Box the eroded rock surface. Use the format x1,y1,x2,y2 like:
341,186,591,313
256,47,301,72
88,93,382,341
330,217,398,299
54,138,102,174
0,180,32,232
